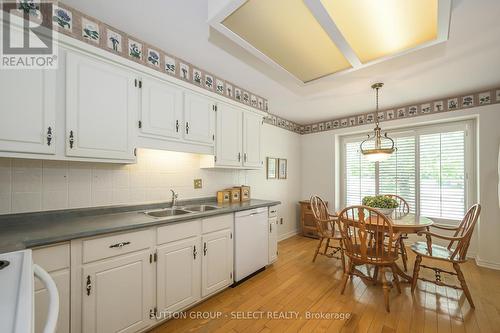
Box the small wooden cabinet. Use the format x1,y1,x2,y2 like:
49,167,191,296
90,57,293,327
299,200,328,238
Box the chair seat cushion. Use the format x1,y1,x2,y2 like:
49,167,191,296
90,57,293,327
410,241,455,260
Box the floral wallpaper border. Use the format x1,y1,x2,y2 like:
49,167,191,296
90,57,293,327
298,87,500,135
17,1,270,112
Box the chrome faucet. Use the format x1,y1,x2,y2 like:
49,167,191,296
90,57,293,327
170,189,179,208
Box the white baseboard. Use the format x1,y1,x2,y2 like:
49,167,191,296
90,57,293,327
278,229,299,242
475,257,500,270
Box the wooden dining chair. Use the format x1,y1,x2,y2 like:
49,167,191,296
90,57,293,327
309,196,345,272
410,204,481,308
338,205,402,312
382,194,410,271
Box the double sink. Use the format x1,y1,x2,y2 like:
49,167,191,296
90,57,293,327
144,204,220,218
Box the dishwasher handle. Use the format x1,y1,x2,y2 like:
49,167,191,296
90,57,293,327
34,264,59,333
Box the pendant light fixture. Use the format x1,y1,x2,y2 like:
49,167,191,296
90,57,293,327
360,83,396,162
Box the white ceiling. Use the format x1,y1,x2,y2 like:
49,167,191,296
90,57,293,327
64,0,500,124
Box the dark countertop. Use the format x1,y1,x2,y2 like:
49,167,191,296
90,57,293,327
0,198,280,253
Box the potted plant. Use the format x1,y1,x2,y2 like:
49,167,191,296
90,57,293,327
362,195,399,216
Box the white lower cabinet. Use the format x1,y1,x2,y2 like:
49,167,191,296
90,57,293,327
33,244,71,333
268,216,278,264
156,237,201,314
81,250,154,333
72,213,235,332
201,228,233,297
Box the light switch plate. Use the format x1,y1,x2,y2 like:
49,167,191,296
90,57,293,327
194,179,202,189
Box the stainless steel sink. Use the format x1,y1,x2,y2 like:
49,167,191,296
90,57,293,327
183,205,220,212
145,208,191,218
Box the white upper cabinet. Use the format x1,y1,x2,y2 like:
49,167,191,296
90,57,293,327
66,52,136,161
139,76,183,140
243,111,262,168
215,103,243,167
183,91,215,145
0,69,56,155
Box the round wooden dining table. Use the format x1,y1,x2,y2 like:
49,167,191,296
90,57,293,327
382,211,434,281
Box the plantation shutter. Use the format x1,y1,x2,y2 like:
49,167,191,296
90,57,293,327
419,130,466,220
379,136,416,213
345,140,375,206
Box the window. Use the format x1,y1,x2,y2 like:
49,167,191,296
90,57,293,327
341,121,473,222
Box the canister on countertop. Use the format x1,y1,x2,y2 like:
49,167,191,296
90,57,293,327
217,190,231,203
228,188,241,202
240,185,250,201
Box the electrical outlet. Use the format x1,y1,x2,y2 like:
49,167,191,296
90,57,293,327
280,218,284,225
194,179,202,189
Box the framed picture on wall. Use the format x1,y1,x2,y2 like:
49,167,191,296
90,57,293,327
266,157,277,179
278,158,287,179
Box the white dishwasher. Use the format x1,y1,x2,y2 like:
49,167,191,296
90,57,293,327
234,207,269,283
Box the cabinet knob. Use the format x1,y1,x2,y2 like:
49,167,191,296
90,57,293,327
86,275,92,296
186,122,189,134
176,120,179,132
68,130,74,149
109,241,131,248
46,127,53,146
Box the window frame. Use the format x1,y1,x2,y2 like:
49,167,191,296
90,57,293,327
339,119,475,225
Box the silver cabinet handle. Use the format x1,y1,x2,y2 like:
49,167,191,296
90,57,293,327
238,152,241,162
109,241,131,248
244,153,247,162
86,275,92,296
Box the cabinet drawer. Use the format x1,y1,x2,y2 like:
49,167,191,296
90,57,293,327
82,229,153,263
157,219,201,244
202,214,233,234
33,243,70,272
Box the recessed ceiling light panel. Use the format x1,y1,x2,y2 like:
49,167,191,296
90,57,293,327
320,0,439,63
222,0,352,82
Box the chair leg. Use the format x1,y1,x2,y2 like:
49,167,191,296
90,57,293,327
399,237,408,272
323,238,331,255
453,263,475,309
372,266,379,285
390,264,402,294
380,267,390,312
312,237,324,263
339,241,346,273
341,261,353,295
411,255,422,292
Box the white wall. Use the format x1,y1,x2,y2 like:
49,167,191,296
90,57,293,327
301,104,500,270
246,124,302,240
0,124,301,240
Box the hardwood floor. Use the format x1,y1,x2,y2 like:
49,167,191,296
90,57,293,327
151,235,500,333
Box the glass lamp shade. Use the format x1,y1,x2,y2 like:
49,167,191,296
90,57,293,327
362,150,394,162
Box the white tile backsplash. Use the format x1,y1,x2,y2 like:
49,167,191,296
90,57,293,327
0,149,243,214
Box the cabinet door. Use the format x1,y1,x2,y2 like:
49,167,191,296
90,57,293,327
242,112,262,168
184,92,215,145
66,52,136,160
140,76,183,140
34,270,70,333
215,103,242,167
0,69,56,155
157,237,201,313
268,217,278,264
82,250,154,333
202,229,233,297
